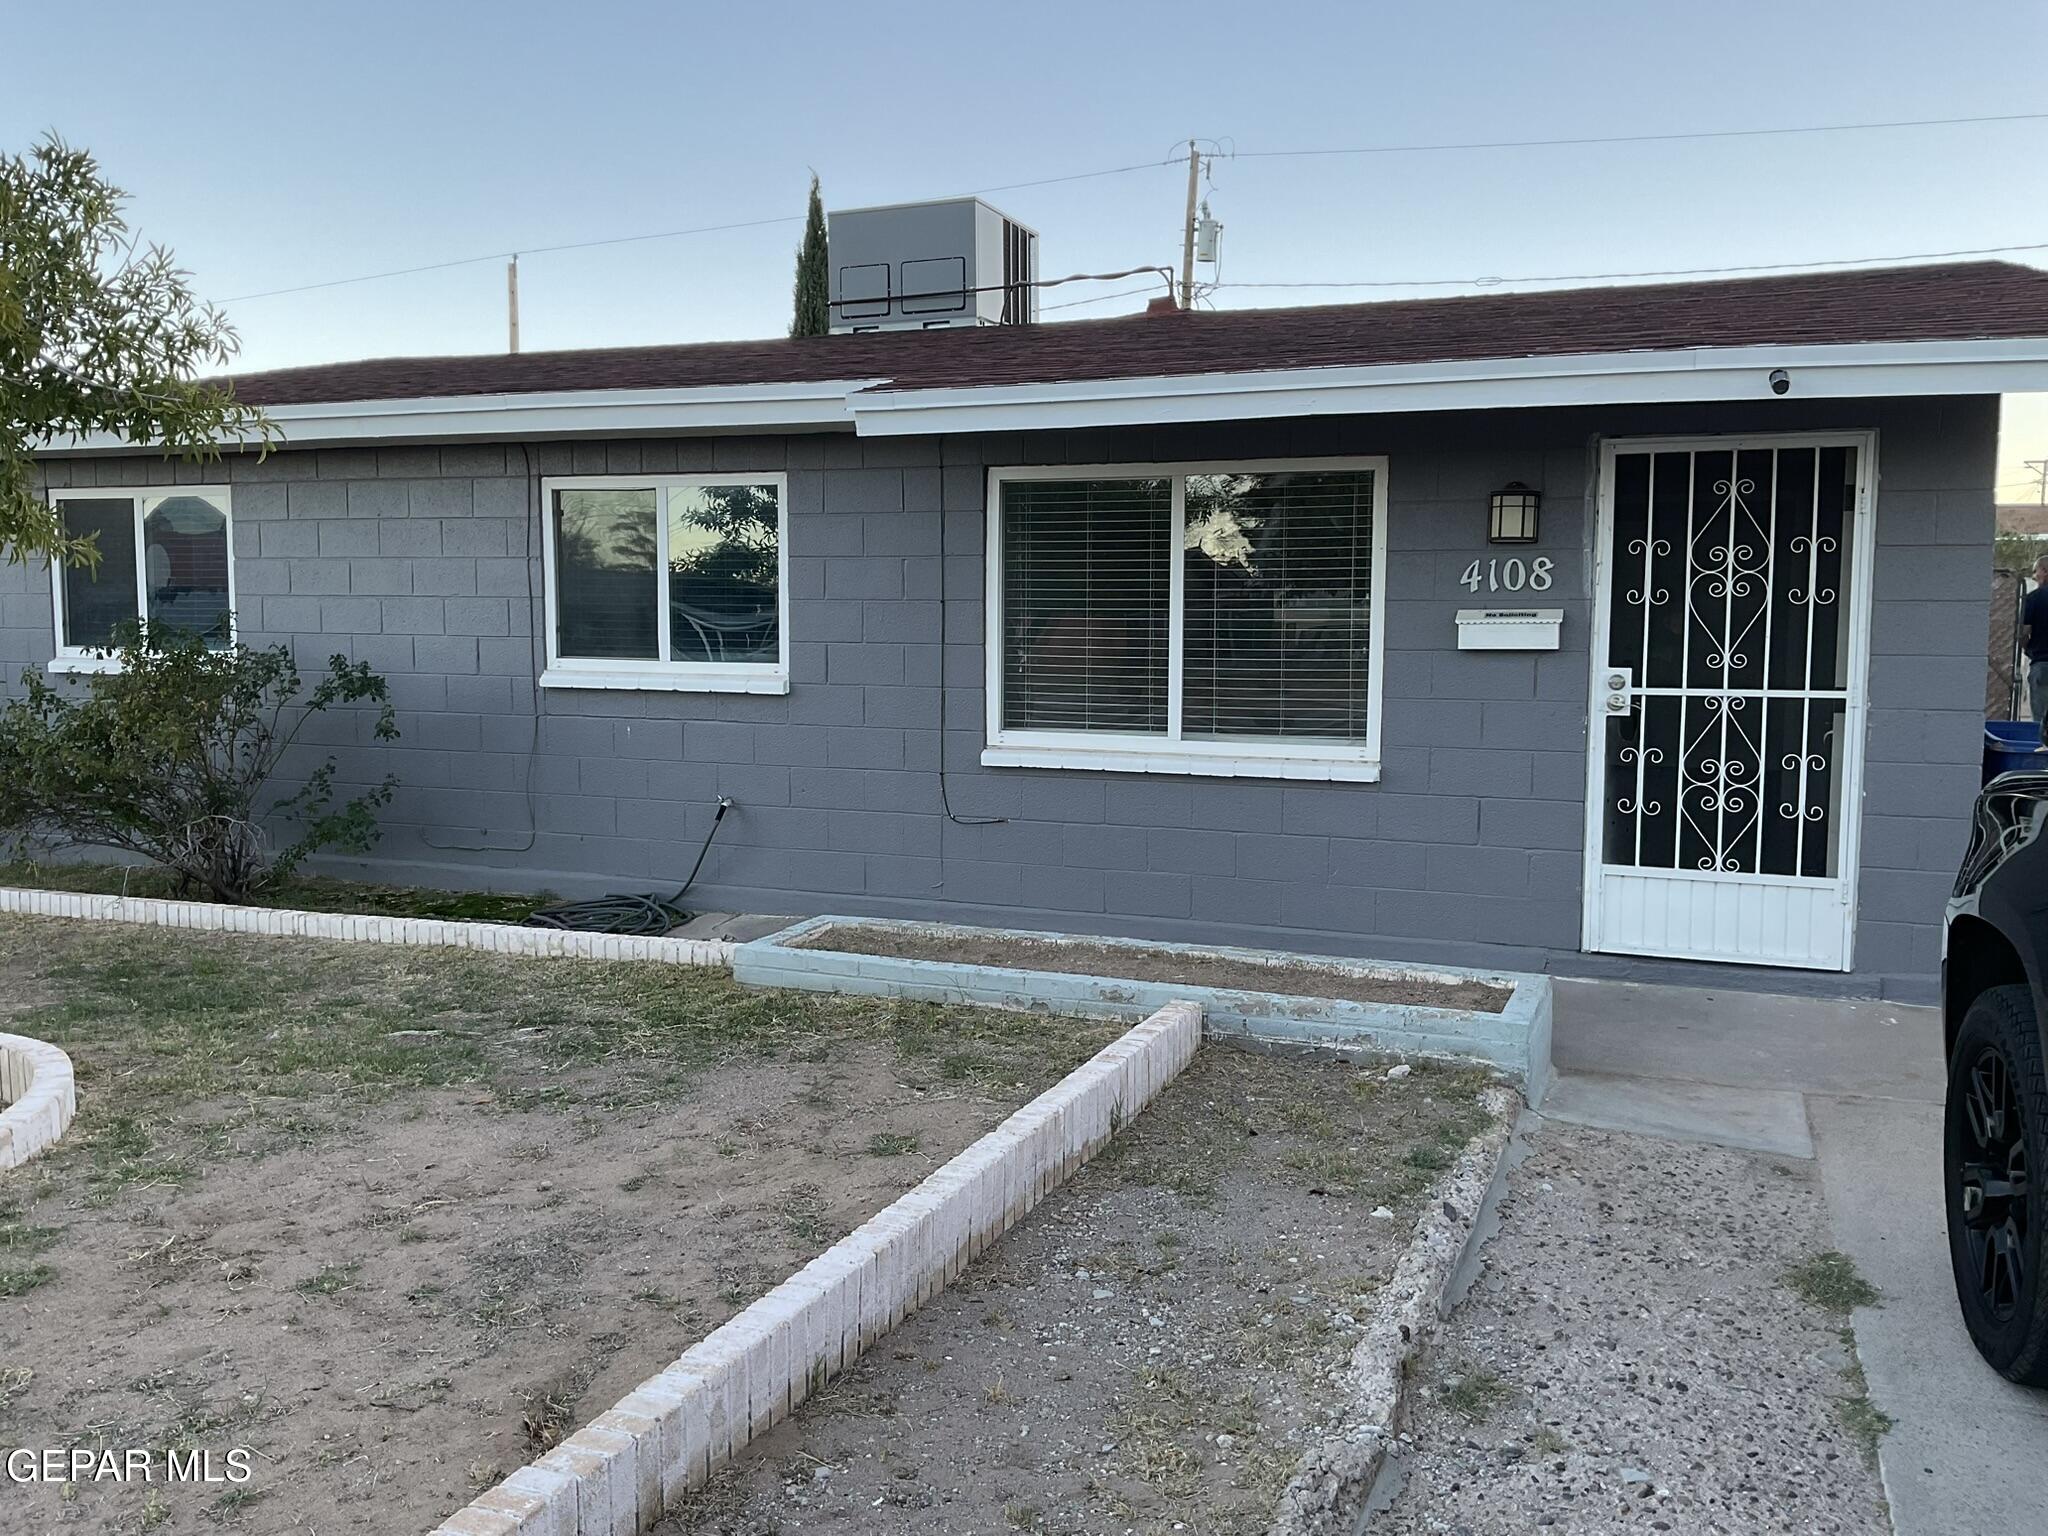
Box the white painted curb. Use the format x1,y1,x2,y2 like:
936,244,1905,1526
0,887,733,967
433,999,1205,1536
0,1032,77,1171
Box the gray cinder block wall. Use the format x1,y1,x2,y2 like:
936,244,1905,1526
4,395,1995,1001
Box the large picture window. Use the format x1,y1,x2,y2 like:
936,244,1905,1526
541,473,788,693
987,460,1386,781
47,488,235,669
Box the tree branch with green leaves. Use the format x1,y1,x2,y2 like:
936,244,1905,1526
0,134,271,567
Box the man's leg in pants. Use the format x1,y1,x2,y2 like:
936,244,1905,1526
2031,659,2048,746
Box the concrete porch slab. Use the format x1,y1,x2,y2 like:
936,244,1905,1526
1551,976,1945,1102
1540,1069,1816,1158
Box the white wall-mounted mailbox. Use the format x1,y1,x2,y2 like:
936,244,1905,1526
1455,608,1563,651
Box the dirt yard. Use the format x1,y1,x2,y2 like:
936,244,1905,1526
0,915,1122,1535
656,1046,1509,1536
792,923,1513,1013
1376,1120,1893,1536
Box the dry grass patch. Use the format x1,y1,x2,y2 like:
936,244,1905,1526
0,915,1119,1536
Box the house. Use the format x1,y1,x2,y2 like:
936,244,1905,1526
16,256,2048,1003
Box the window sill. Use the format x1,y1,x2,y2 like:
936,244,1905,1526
43,654,124,676
981,743,1382,783
540,665,790,696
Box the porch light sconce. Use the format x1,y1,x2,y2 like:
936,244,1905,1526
1489,482,1541,544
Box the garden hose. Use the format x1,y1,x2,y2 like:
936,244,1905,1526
524,797,732,936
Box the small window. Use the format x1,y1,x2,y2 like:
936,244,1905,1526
49,488,235,666
542,474,788,693
987,461,1386,781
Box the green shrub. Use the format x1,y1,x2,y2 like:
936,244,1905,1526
0,623,397,902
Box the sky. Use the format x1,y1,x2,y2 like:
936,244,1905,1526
8,0,2048,496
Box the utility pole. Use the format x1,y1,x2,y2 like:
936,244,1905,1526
507,256,521,354
1179,140,1200,309
2028,457,2048,505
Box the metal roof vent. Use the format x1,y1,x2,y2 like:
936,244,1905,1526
825,197,1039,334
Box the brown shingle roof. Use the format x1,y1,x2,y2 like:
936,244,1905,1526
222,260,2048,408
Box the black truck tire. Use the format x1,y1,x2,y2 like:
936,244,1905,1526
1946,983,2048,1386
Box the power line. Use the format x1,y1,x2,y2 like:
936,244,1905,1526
1040,282,1165,313
211,109,2048,320
221,157,1178,305
1213,240,2048,293
223,214,802,302
1231,109,2048,161
215,111,2048,309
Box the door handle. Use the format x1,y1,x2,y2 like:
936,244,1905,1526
1601,666,1633,717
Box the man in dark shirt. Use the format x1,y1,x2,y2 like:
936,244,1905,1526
2027,555,2048,745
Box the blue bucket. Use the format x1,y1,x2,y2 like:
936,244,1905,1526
1985,720,2046,784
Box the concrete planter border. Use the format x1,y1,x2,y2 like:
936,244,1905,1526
0,886,733,967
736,915,1552,1105
1268,1087,1521,1536
0,1032,77,1171
435,998,1204,1536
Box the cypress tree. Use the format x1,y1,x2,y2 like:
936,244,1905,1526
790,174,829,337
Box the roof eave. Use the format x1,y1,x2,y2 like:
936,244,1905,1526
39,377,889,456
847,336,2048,436
38,336,2048,455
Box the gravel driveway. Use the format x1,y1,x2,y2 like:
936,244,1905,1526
1375,1119,1892,1536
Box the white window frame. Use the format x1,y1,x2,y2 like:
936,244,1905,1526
984,457,1389,782
539,471,790,694
45,485,237,674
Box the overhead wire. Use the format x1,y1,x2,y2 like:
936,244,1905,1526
220,157,1182,304
1040,283,1167,313
210,110,2048,315
1228,110,2048,162
1210,240,2048,294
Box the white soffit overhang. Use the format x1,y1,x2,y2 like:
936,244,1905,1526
38,336,2048,454
845,336,2048,436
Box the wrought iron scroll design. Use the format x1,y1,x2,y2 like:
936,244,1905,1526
1607,449,1849,878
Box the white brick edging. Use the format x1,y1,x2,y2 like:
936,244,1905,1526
0,1032,78,1171
0,887,734,967
434,999,1205,1536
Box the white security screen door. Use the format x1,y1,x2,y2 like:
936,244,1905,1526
1584,433,1875,970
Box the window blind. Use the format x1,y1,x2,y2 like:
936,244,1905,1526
1000,478,1172,733
1181,471,1374,741
143,494,231,643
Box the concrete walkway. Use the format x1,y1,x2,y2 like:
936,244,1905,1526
1548,977,2048,1536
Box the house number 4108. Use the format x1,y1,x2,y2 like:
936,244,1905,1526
1461,556,1554,593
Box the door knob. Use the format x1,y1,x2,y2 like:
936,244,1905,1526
1602,665,1634,716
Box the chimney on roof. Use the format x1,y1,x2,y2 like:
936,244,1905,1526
1146,295,1181,315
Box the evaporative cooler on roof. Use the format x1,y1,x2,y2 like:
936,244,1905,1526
825,198,1039,333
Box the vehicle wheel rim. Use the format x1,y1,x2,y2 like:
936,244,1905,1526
1959,1044,2030,1323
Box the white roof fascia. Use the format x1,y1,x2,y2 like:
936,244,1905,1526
846,336,2048,436
39,336,2048,454
41,378,889,455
